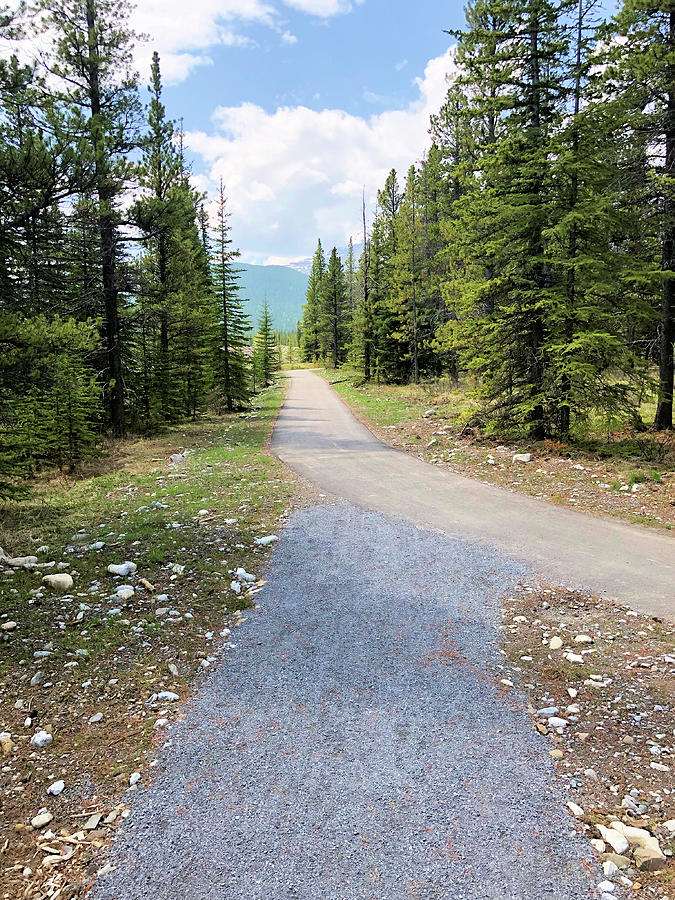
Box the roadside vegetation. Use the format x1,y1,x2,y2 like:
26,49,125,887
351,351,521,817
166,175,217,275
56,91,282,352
317,368,675,531
0,386,292,899
298,3,675,449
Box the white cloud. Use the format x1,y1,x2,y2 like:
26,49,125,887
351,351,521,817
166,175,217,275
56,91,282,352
185,48,457,263
281,0,359,15
2,0,358,86
132,0,358,83
132,0,276,83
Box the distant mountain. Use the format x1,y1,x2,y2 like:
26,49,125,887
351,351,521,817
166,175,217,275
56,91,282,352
286,241,365,278
238,264,309,333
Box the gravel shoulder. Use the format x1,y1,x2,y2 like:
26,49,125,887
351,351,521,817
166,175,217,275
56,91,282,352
92,503,599,900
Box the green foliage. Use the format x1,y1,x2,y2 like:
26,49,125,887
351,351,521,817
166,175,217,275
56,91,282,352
0,315,100,475
253,299,279,388
327,0,670,441
300,240,326,362
212,181,251,411
0,6,254,486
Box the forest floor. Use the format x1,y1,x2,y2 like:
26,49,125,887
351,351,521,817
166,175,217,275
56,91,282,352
316,369,675,532
501,585,675,894
0,385,299,900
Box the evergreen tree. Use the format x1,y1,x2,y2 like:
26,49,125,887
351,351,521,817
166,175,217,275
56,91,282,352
253,299,279,387
133,51,183,421
212,181,250,411
301,239,325,361
601,1,675,429
39,0,142,436
321,248,350,369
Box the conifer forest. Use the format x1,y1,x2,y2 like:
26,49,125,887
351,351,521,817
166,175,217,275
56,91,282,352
300,0,675,442
1,0,674,486
0,0,279,488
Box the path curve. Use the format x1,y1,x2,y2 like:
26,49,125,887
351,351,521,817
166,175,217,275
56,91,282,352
273,370,675,618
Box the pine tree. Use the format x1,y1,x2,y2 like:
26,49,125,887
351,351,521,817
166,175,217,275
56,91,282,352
39,0,142,436
321,248,349,369
253,299,279,387
601,1,675,429
133,51,183,421
301,239,325,361
212,181,250,411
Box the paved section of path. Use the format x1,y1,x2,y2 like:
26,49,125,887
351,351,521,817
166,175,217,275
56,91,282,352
273,370,675,619
93,505,595,900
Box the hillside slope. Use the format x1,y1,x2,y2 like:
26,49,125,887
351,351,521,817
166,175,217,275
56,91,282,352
239,264,308,332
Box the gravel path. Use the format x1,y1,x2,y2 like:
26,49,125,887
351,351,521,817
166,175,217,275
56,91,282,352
92,504,597,900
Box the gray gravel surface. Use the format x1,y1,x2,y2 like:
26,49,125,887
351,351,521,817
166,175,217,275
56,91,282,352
92,503,598,900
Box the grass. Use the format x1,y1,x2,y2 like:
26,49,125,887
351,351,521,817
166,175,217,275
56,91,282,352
318,366,478,429
0,383,293,898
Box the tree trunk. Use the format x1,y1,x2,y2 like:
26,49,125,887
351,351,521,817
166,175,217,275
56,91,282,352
560,0,584,438
362,195,372,381
86,0,125,437
656,10,675,430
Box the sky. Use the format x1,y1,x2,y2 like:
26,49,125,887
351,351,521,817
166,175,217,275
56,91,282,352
132,0,464,265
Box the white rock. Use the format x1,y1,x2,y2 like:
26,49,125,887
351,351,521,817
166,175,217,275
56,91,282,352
610,821,663,854
88,713,103,724
254,535,279,546
156,594,169,603
129,772,141,786
597,881,615,893
574,634,593,644
590,839,606,853
157,691,179,702
664,820,675,833
565,653,584,663
31,811,53,829
36,546,49,554
230,581,242,595
1,621,17,631
107,562,137,577
597,824,629,855
547,717,568,729
42,573,73,592
602,862,619,877
47,780,65,796
235,567,256,583
116,588,134,601
512,453,532,464
567,802,584,817
30,730,53,749
549,636,563,650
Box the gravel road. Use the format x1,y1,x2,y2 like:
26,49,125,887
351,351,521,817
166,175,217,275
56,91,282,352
92,504,597,900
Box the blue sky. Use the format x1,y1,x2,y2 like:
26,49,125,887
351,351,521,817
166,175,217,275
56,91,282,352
127,0,617,265
161,1,460,132
125,0,466,264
